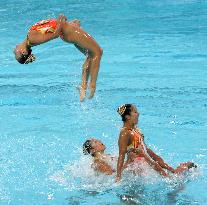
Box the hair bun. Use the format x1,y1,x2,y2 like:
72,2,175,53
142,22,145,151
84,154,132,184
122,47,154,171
83,140,91,155
117,104,126,116
24,54,36,64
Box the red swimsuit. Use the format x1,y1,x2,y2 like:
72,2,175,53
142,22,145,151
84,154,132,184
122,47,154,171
127,128,146,161
27,19,64,47
29,19,57,34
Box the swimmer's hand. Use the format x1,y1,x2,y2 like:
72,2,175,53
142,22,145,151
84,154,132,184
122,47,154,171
55,14,67,36
58,14,67,23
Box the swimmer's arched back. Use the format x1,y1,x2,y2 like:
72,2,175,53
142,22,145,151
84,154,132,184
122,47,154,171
14,14,103,102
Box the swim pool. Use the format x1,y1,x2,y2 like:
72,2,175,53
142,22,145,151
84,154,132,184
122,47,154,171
0,0,207,204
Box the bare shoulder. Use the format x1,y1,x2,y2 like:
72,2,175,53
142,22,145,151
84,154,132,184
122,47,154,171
120,127,132,137
119,128,132,144
93,159,114,175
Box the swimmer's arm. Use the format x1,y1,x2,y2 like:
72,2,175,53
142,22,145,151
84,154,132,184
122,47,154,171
142,153,169,177
94,160,115,175
146,147,175,173
54,14,67,36
116,130,129,181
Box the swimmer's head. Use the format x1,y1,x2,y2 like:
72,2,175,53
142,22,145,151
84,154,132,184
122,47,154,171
14,45,36,64
117,104,139,124
117,104,133,121
83,140,92,155
83,138,106,157
185,162,197,169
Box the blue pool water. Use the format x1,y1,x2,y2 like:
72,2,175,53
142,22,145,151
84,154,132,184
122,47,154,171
0,0,207,204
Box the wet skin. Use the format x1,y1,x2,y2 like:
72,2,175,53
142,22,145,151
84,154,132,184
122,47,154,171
14,15,102,101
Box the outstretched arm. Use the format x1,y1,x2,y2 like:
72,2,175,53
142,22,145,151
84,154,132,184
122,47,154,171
142,152,169,177
116,130,129,182
54,14,67,36
146,147,175,173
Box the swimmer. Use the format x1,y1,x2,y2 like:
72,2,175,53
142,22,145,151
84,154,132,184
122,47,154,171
82,137,196,177
83,138,116,175
116,104,197,182
14,14,103,101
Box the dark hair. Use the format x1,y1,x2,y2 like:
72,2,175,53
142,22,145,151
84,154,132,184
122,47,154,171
83,140,93,155
188,162,197,169
117,104,133,122
17,48,32,64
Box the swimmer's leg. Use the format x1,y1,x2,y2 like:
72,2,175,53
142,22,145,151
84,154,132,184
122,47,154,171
72,36,103,99
79,57,91,101
88,49,103,99
75,44,90,101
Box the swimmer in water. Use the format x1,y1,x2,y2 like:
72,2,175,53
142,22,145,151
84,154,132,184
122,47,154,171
14,14,103,101
82,137,196,177
116,104,197,182
83,138,116,175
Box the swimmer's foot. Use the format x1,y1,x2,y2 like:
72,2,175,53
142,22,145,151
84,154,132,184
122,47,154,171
88,85,96,99
77,85,86,102
70,19,81,27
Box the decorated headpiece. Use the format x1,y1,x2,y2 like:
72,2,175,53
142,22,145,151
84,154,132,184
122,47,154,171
117,104,126,116
83,140,92,155
24,54,36,64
